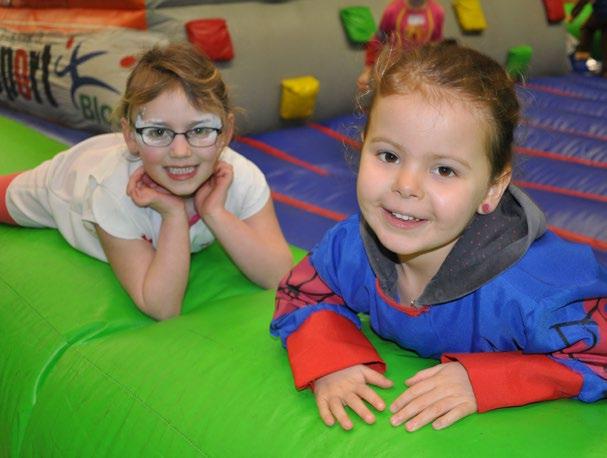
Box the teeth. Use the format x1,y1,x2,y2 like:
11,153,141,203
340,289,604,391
391,211,421,221
167,166,195,175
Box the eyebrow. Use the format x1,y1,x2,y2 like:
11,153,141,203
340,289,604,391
428,153,471,170
136,119,168,127
368,136,406,151
187,119,222,129
136,120,222,130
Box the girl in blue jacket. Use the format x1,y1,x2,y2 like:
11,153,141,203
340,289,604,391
271,42,607,432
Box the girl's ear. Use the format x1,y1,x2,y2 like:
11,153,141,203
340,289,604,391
218,113,235,149
121,117,139,155
478,166,512,214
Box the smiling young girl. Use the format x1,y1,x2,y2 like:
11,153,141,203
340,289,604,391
0,42,292,320
271,42,607,431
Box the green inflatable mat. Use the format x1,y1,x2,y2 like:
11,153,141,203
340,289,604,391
1,114,606,457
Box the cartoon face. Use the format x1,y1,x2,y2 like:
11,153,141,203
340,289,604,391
122,86,232,197
356,91,509,269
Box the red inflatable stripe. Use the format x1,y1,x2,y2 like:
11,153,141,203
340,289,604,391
523,83,588,100
235,136,329,176
522,119,607,143
549,226,607,251
271,191,346,222
306,121,362,149
513,180,607,204
515,146,607,169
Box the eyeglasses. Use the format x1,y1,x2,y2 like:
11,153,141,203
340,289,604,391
134,126,222,148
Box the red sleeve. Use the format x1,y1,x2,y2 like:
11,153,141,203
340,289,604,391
441,352,583,412
287,310,385,389
0,173,20,225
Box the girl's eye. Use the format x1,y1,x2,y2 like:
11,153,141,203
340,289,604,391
434,166,456,177
378,151,399,163
148,128,167,138
190,127,213,138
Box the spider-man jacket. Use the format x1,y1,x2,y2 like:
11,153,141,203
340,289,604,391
270,186,607,412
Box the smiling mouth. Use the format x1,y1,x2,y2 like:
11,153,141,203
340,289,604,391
166,166,196,175
389,210,424,222
164,165,199,181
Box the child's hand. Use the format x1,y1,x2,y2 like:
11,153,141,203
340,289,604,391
194,160,233,219
390,362,477,432
127,166,184,216
313,365,393,430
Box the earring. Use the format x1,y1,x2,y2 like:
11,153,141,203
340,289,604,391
481,203,491,214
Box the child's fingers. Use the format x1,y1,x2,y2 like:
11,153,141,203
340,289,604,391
405,364,443,386
356,384,386,412
362,366,393,388
126,167,144,196
406,395,475,432
344,393,376,425
400,394,456,432
390,378,436,414
213,163,234,190
432,401,474,430
329,397,353,430
315,396,336,427
391,388,437,426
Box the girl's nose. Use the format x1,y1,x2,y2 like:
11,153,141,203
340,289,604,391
392,167,423,199
169,134,192,158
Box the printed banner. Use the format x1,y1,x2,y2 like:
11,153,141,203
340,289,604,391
0,27,167,132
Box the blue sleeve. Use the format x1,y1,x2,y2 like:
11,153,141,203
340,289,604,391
270,215,370,346
544,295,607,402
520,244,607,403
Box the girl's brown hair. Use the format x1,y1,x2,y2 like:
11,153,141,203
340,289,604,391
363,41,520,180
113,42,231,128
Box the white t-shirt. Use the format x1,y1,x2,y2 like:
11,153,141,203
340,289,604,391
7,133,270,261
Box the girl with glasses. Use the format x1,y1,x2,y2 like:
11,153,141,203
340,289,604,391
0,42,292,320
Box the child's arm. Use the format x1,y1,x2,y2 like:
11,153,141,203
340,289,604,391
96,167,191,320
195,160,292,289
390,294,607,431
271,252,390,429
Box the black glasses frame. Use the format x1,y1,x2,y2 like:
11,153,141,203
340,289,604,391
134,126,223,147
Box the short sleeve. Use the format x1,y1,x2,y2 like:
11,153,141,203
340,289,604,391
223,148,270,220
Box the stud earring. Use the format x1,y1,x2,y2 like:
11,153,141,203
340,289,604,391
481,203,491,214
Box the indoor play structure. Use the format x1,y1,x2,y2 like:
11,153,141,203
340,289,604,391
0,1,606,457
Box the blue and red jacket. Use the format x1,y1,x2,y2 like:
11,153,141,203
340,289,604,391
270,187,607,412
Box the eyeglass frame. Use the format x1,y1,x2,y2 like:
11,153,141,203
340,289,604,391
134,126,223,148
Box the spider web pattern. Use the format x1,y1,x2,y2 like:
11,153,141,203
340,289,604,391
552,298,607,380
274,256,345,319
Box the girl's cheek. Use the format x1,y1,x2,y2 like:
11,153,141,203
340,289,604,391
139,150,164,165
